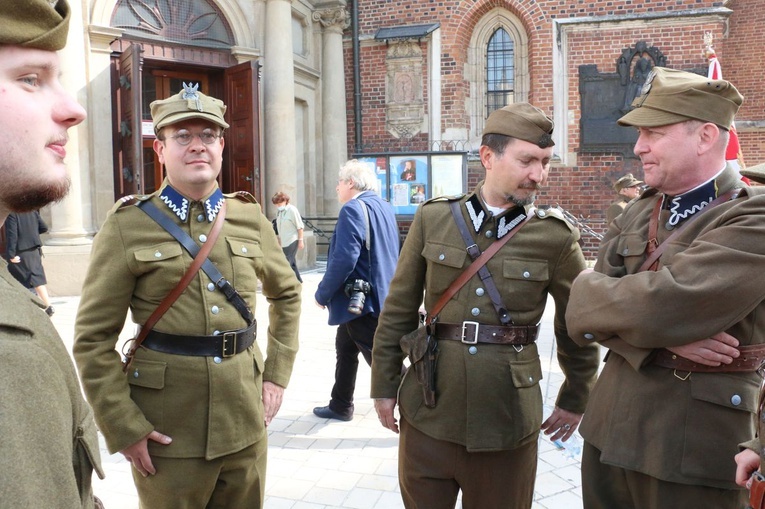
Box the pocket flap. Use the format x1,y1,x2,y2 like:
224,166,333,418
615,233,648,258
134,242,183,262
510,358,543,388
126,358,167,390
690,373,758,413
76,412,105,479
226,237,263,258
503,258,549,282
421,242,466,268
253,351,264,374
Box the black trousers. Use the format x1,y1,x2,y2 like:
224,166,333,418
328,313,378,415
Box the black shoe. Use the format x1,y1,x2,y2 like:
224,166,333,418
312,405,353,421
45,306,55,317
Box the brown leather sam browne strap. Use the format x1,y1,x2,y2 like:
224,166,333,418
122,201,227,372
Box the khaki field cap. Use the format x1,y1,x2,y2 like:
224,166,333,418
614,173,643,192
151,83,230,134
0,0,70,51
618,67,743,130
741,163,765,185
483,103,555,148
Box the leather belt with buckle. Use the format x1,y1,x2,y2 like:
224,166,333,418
651,344,765,374
142,320,257,358
434,321,539,346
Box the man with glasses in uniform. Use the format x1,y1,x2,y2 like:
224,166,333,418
74,86,301,508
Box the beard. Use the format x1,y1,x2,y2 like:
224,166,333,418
2,176,70,212
504,183,540,207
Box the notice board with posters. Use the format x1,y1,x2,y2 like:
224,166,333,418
353,152,467,216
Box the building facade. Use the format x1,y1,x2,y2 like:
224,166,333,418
16,0,764,293
344,0,764,255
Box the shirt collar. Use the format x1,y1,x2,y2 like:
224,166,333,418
662,168,724,228
465,187,529,240
159,184,224,223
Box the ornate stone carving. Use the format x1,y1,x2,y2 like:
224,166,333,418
385,40,425,139
616,41,667,113
312,8,350,31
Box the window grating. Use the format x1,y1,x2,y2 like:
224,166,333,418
486,28,514,116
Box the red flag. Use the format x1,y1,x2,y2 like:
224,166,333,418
706,46,749,183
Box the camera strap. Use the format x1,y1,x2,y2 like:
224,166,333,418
137,200,255,325
357,195,372,268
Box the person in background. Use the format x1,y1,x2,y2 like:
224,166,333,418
605,173,642,224
5,210,55,316
272,191,305,283
313,160,399,422
371,103,599,509
0,0,103,506
566,67,761,509
74,87,301,508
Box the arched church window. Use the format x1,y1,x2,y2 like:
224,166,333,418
486,28,514,115
467,10,529,142
112,0,234,48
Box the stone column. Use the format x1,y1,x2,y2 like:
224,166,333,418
263,0,297,217
313,7,350,215
48,0,91,246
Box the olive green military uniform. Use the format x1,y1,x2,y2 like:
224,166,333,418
371,183,600,506
0,0,103,506
74,181,300,507
607,174,642,224
605,195,631,224
566,165,763,507
732,163,765,507
0,265,104,507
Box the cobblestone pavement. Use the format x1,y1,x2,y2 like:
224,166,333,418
50,267,589,508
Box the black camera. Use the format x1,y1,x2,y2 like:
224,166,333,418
344,279,371,315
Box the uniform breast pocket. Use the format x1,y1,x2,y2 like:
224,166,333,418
226,237,262,291
133,242,185,300
502,258,549,312
422,242,467,296
614,233,648,273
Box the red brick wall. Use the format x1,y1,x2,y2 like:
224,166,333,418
345,0,765,258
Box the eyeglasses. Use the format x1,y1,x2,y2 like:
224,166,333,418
167,130,222,146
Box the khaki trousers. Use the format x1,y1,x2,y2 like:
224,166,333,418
398,418,537,509
132,436,267,509
582,441,747,509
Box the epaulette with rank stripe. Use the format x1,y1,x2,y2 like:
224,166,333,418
423,193,465,205
535,205,576,232
115,194,150,210
226,190,259,204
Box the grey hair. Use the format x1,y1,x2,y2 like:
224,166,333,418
338,159,379,192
